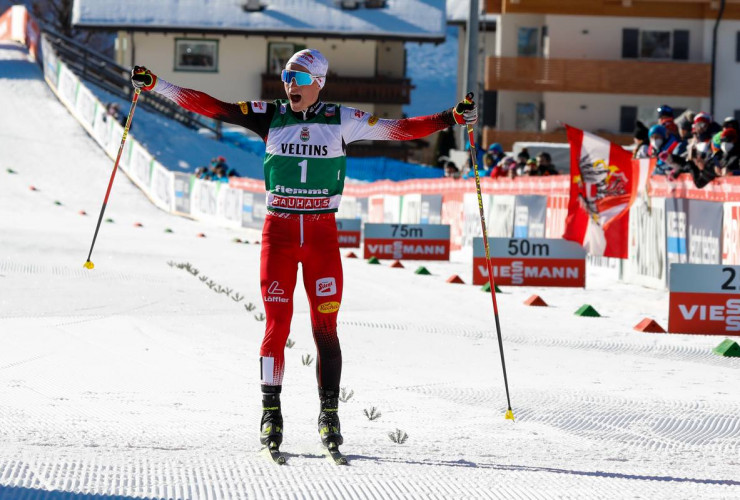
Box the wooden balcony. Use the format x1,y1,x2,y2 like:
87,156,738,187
482,127,633,152
261,73,414,105
485,57,710,97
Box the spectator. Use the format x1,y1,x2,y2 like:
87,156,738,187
716,128,740,176
513,148,530,177
194,166,212,180
532,152,559,176
722,116,739,133
491,156,515,179
632,120,649,159
463,152,495,179
105,102,128,129
524,158,538,176
640,124,679,175
487,142,506,166
657,104,674,125
444,161,460,179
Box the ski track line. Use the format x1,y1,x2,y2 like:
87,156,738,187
1,450,739,499
401,385,740,456
338,319,740,367
0,261,171,283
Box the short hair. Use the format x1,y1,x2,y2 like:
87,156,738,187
537,152,551,162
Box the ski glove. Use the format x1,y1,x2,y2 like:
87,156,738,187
453,98,478,126
131,66,158,92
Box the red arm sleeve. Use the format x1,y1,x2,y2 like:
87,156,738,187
152,78,274,141
340,107,456,143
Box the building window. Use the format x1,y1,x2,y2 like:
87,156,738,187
267,42,306,75
623,29,689,60
516,102,538,131
640,31,671,59
175,39,218,72
517,27,539,57
620,106,638,133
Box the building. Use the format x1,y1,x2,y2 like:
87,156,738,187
451,0,740,149
71,0,445,123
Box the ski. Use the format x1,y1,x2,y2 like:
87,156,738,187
325,441,348,465
265,440,286,465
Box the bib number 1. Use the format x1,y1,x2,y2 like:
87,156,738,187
298,159,307,183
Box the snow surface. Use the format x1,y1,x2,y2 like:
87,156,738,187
71,0,445,41
2,41,740,499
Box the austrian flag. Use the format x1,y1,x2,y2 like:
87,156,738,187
563,125,641,258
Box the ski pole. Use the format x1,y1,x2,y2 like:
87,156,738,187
83,88,142,270
463,92,515,421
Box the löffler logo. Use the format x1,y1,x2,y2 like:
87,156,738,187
265,281,289,303
316,277,337,297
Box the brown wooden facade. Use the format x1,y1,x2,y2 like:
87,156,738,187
261,74,414,105
486,0,740,19
486,57,711,97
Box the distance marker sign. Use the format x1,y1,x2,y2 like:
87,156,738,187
363,223,450,260
472,237,586,286
668,264,740,334
336,218,361,248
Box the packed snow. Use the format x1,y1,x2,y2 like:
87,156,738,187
1,41,740,499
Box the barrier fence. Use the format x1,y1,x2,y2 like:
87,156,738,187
5,5,738,292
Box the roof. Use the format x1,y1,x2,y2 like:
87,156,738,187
446,0,497,25
71,0,446,42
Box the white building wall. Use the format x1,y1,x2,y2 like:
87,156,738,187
542,92,704,133
497,90,542,130
122,33,378,103
545,15,705,62
703,18,740,121
496,13,545,57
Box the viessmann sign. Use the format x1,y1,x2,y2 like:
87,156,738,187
335,218,361,248
472,237,587,287
363,223,450,260
668,263,740,334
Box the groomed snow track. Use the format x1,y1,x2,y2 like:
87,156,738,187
1,41,740,499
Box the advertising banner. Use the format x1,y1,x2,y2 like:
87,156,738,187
623,197,667,289
488,195,515,238
723,203,740,265
369,196,385,223
420,194,442,225
75,85,97,128
218,185,244,226
363,223,450,260
128,142,153,190
668,263,740,334
173,173,192,214
400,194,421,224
150,163,174,212
472,237,586,286
665,197,689,267
441,192,464,251
336,218,361,247
92,107,112,152
546,194,568,239
41,36,59,89
513,195,547,238
57,65,78,110
242,191,267,229
191,179,219,219
687,200,723,264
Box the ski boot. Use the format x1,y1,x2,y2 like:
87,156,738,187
317,389,343,447
260,388,283,447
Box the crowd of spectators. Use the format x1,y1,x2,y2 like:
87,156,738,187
195,156,239,182
442,143,559,180
634,104,739,188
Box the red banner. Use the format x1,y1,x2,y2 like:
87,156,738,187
669,292,740,334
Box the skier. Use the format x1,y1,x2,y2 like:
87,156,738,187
131,49,477,461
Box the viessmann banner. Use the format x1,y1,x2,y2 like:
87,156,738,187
668,263,740,334
363,223,450,260
473,237,587,286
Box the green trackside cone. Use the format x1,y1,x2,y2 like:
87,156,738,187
713,339,740,357
575,304,600,317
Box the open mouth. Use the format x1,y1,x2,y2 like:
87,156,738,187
289,94,302,104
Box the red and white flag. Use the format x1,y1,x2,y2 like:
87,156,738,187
563,125,643,258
